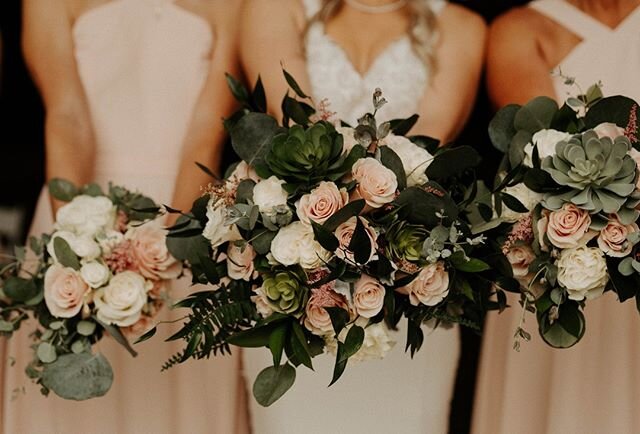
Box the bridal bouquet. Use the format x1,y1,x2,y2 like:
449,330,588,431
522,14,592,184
488,83,640,349
152,72,508,406
0,180,180,400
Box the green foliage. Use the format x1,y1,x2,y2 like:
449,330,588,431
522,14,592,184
253,364,296,407
229,112,280,167
48,178,79,202
53,237,80,270
41,353,113,400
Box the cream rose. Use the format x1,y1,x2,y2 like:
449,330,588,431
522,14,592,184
304,287,349,335
251,286,274,318
127,225,182,280
227,243,256,281
381,134,433,187
202,198,242,250
93,271,150,326
80,261,111,288
557,246,608,300
44,264,90,318
593,122,625,140
47,231,101,261
352,157,397,208
55,195,116,237
296,181,349,225
353,274,385,318
96,230,125,256
397,261,449,306
500,182,543,222
523,129,572,167
270,222,331,269
229,161,261,184
546,203,595,248
597,215,639,257
505,245,536,278
325,318,395,362
334,216,378,264
252,176,289,215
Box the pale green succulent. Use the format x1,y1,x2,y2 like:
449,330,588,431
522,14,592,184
262,271,308,315
541,131,639,216
386,222,428,262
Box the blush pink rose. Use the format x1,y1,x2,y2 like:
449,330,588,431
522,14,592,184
334,216,378,264
351,158,397,208
506,245,536,277
296,181,349,225
353,274,385,318
304,285,350,335
597,215,639,257
44,264,90,318
397,261,449,306
546,203,595,249
227,243,256,281
128,225,182,281
593,122,626,140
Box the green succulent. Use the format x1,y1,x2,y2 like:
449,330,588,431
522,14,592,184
265,122,362,186
386,222,428,262
541,131,639,216
262,270,308,315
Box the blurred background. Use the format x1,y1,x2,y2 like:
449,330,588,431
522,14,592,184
0,1,528,432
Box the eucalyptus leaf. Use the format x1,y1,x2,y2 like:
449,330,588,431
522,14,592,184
37,342,57,364
77,321,96,337
513,96,558,133
3,276,39,303
48,178,79,202
53,237,81,270
488,104,519,153
230,112,279,167
253,364,296,407
41,353,113,400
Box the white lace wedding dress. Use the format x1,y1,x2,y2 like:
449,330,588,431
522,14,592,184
242,1,460,433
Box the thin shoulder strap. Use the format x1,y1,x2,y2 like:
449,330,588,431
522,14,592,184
429,0,447,15
529,0,610,40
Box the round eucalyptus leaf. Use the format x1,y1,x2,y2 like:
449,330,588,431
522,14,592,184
41,353,114,400
253,364,296,407
77,321,97,337
0,320,14,332
538,304,585,349
37,342,57,363
71,340,86,354
50,321,64,331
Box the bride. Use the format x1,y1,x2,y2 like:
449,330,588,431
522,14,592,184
240,0,485,432
2,1,247,433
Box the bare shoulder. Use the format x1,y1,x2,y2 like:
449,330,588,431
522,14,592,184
438,3,486,36
489,6,551,46
241,0,306,29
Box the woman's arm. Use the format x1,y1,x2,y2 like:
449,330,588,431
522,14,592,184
486,8,556,108
169,1,243,215
240,0,311,119
413,4,487,144
23,0,95,210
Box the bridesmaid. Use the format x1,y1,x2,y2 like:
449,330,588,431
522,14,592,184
2,1,248,433
474,1,640,433
240,1,486,433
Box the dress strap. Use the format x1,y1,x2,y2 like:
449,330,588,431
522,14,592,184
529,0,610,40
429,0,447,15
301,0,321,18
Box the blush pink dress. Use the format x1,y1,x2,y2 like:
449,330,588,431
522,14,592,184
1,1,247,432
473,2,640,433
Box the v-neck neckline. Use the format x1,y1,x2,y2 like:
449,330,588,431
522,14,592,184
563,1,640,33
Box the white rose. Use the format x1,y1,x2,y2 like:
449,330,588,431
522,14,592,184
252,176,289,216
227,243,256,281
325,318,395,362
523,129,572,167
48,231,101,261
500,182,543,222
593,122,626,140
93,271,151,326
202,198,242,250
557,246,608,301
55,195,116,237
80,261,111,288
251,286,274,318
270,222,331,269
381,134,433,187
337,126,359,154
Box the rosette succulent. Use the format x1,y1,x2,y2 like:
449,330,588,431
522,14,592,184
541,131,639,216
386,222,428,262
262,270,308,315
265,122,361,186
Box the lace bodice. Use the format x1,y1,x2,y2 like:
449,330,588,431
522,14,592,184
303,0,446,124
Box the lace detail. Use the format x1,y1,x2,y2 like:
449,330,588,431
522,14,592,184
304,0,446,124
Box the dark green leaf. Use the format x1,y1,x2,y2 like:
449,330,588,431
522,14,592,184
452,257,491,273
235,180,256,205
389,114,419,136
225,73,250,103
230,112,279,167
501,192,529,213
311,222,339,252
269,323,288,367
379,146,407,190
513,96,558,133
251,76,267,112
283,69,309,99
325,307,350,335
289,322,313,370
253,364,296,407
329,345,348,387
53,237,80,270
338,325,364,363
3,276,39,302
96,319,138,357
48,178,79,202
133,326,157,344
348,217,372,264
584,96,638,132
488,104,519,153
424,146,481,181
323,200,365,231
195,162,221,180
252,229,278,255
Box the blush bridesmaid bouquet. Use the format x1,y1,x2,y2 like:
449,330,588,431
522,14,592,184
146,72,510,406
0,180,181,400
487,82,640,349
